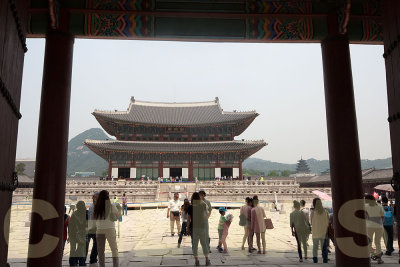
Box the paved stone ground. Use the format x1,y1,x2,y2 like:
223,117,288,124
7,203,400,266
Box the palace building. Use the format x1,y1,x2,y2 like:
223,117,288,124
85,97,266,180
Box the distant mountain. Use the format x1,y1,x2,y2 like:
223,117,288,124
243,157,392,175
67,128,110,176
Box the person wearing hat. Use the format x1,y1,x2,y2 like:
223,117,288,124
217,207,228,253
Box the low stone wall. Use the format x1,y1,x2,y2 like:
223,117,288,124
12,180,331,204
196,180,331,203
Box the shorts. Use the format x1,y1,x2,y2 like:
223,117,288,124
218,229,224,240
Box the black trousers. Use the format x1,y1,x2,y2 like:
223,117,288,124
86,233,98,264
178,221,187,245
383,225,394,252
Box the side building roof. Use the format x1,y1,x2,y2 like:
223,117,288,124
299,168,393,186
93,97,258,135
85,139,266,161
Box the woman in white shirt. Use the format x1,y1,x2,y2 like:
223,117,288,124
94,190,121,267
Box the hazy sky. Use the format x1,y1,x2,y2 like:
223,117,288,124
16,38,391,163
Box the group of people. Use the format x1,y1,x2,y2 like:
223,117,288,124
63,190,122,267
167,192,270,266
239,196,267,254
289,198,332,263
289,196,396,264
168,190,213,266
364,195,395,264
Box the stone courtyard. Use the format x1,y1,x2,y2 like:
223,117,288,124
6,202,400,266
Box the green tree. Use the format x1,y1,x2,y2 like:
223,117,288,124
242,168,264,176
267,170,279,177
15,163,25,175
280,169,292,177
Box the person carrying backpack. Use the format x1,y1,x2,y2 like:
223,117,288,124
382,196,394,255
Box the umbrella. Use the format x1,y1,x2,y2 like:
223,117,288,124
374,184,394,192
312,190,332,201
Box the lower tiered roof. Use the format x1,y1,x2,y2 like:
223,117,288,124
85,139,266,160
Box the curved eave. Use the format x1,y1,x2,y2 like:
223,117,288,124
93,114,118,137
233,114,258,136
93,111,258,130
84,139,267,160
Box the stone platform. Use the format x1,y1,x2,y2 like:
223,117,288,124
7,203,400,266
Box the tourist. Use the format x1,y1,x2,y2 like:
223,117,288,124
94,190,121,267
251,196,266,254
178,198,190,248
310,198,329,263
240,197,251,250
365,194,384,264
187,192,210,266
87,192,99,265
63,206,70,255
247,198,256,253
68,201,87,266
300,200,310,225
122,193,128,216
222,212,233,253
290,200,310,262
382,196,394,256
167,192,181,236
217,207,227,252
199,190,212,252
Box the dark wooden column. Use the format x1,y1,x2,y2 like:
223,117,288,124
0,0,28,265
321,15,370,266
159,153,163,178
108,161,112,179
382,0,400,251
189,153,193,181
27,30,74,266
239,162,243,180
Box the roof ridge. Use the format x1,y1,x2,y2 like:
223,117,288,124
131,98,218,107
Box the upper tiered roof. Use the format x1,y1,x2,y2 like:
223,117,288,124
93,97,258,126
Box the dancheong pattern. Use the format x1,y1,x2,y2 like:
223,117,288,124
85,14,154,37
86,0,155,11
246,1,311,14
246,17,313,40
361,19,383,42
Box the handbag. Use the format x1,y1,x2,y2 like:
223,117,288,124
239,214,247,226
265,218,274,229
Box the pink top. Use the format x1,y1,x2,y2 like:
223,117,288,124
251,206,266,233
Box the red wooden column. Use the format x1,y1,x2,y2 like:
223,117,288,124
159,153,163,178
239,162,243,180
382,0,400,247
108,161,112,179
27,30,74,266
321,15,370,266
189,153,193,181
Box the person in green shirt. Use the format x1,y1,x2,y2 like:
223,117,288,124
217,207,228,253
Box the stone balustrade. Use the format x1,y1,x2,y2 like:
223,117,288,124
13,179,331,203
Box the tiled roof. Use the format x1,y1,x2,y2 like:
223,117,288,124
93,97,258,126
85,139,266,154
300,168,393,185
